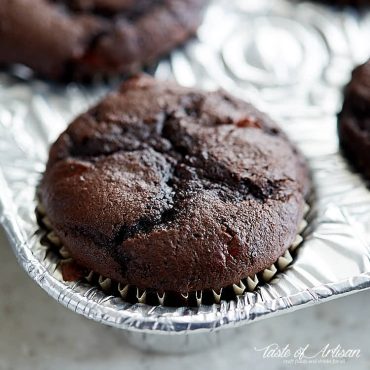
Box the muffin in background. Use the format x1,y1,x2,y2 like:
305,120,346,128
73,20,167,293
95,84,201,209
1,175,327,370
0,0,208,81
338,60,370,179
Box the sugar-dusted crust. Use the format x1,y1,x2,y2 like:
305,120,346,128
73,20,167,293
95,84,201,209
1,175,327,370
39,75,310,294
0,0,207,80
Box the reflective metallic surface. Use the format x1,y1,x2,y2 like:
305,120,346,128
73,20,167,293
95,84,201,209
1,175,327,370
0,0,370,351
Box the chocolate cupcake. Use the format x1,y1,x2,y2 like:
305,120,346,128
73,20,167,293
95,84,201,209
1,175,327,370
338,60,370,179
0,0,207,81
38,75,310,306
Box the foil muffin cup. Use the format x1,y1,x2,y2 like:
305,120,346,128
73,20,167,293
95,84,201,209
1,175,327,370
1,0,370,353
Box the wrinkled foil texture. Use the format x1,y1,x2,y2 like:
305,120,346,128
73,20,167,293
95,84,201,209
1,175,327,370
1,0,370,337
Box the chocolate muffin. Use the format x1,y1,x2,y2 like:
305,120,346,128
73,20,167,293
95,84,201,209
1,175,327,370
38,75,310,303
0,0,207,80
338,60,370,179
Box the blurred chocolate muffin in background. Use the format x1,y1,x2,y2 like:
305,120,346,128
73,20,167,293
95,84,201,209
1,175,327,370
338,60,370,179
0,0,208,81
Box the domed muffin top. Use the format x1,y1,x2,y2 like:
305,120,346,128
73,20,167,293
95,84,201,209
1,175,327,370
40,75,309,293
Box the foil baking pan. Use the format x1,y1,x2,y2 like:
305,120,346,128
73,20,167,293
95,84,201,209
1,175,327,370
1,0,370,352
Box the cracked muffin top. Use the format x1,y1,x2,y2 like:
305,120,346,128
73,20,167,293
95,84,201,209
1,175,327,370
0,0,207,80
39,75,310,294
338,60,370,179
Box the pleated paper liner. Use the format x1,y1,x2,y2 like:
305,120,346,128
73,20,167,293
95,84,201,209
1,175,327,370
35,202,309,307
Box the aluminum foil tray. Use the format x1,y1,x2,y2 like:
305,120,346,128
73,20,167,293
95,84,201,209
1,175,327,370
1,0,370,342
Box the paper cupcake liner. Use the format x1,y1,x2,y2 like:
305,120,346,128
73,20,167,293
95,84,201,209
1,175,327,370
35,201,309,307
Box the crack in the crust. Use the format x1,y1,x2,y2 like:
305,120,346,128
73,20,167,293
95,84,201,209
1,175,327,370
112,207,177,247
200,176,280,202
112,171,177,248
159,115,283,203
63,99,289,252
